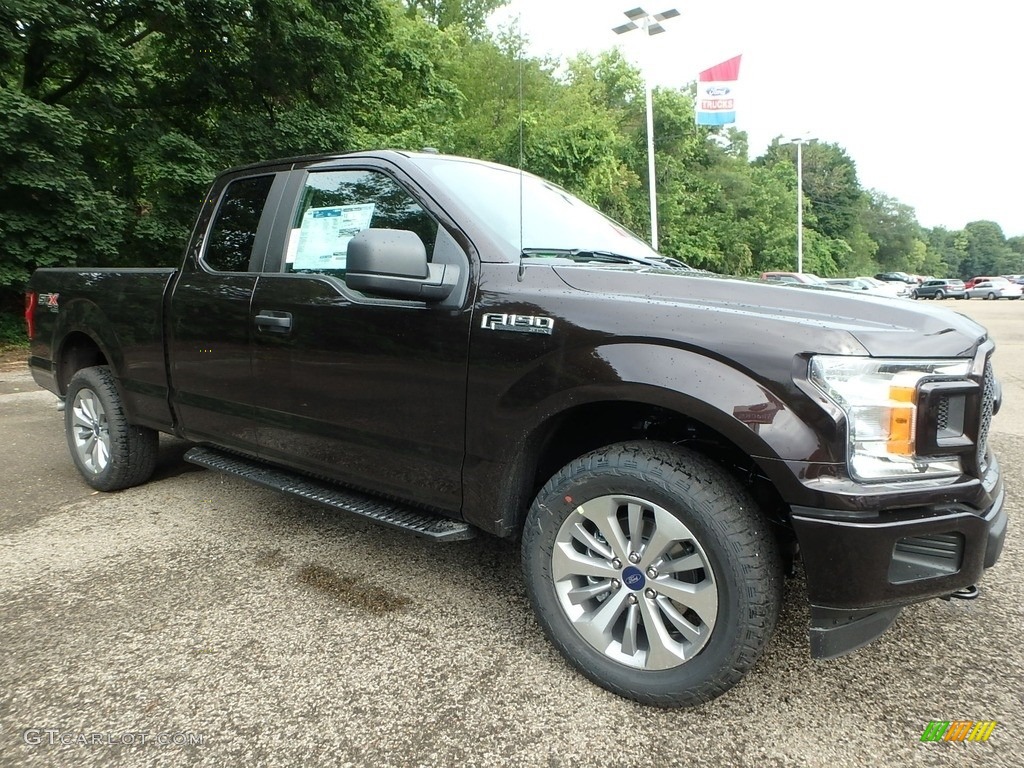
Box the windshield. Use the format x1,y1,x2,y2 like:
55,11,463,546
410,156,659,260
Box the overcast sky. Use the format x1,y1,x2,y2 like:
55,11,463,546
489,0,1023,236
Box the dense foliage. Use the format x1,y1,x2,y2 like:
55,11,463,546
1,0,1020,340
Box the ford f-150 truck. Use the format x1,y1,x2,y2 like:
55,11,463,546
26,150,1007,707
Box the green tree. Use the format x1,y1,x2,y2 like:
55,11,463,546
959,221,1015,278
0,0,462,314
862,190,922,272
0,90,122,296
759,139,869,261
402,0,507,35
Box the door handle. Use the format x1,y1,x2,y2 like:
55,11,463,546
254,311,292,332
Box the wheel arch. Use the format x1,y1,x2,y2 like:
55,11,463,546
52,299,124,395
56,331,110,395
465,344,832,543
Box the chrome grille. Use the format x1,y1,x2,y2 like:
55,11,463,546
977,359,995,473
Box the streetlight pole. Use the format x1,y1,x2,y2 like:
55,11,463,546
613,6,679,252
644,78,657,250
785,134,815,274
796,138,804,274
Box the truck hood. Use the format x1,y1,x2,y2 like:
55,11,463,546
552,267,987,359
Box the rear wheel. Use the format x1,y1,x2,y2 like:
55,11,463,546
522,441,782,707
988,291,997,300
65,366,158,491
935,289,945,300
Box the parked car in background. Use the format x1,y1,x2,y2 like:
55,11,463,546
759,271,825,285
823,278,899,298
965,276,998,290
858,276,912,298
913,278,968,300
875,271,916,285
964,278,1023,300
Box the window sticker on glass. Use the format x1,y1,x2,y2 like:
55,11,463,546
292,203,375,271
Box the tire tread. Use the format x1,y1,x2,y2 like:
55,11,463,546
65,366,158,491
522,441,782,707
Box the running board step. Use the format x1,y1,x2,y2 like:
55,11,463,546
184,446,475,542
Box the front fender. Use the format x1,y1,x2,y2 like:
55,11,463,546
508,342,837,464
463,340,843,535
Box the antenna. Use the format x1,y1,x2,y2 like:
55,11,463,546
517,14,526,281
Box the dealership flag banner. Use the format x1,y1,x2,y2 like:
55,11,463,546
696,55,742,126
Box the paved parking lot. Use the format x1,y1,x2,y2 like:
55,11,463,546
1,297,1021,767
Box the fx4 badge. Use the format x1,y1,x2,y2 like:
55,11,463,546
481,313,554,335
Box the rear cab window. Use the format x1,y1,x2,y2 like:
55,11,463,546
202,174,277,272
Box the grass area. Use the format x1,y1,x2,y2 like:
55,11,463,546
0,312,27,347
0,312,30,372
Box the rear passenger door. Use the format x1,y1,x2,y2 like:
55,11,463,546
250,161,474,513
168,169,289,452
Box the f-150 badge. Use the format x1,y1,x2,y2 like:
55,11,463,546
481,313,554,335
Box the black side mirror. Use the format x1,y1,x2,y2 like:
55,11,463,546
345,229,458,301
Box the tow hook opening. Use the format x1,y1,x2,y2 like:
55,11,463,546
941,585,980,601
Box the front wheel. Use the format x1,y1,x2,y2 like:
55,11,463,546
65,366,158,491
988,291,997,300
521,442,782,707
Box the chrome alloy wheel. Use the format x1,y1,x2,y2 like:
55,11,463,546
70,387,111,474
552,494,718,670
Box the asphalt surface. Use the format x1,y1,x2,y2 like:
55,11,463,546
1,298,1021,767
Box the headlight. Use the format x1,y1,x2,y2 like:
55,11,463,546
809,356,971,482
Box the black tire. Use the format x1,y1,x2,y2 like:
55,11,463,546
521,441,782,707
988,292,996,300
65,366,158,491
911,290,920,300
935,290,945,300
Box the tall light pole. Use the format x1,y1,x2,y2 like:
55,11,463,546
613,6,679,252
784,135,815,273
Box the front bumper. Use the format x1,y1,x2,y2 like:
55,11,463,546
790,468,1007,659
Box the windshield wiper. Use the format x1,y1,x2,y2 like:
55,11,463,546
521,248,663,266
521,248,697,271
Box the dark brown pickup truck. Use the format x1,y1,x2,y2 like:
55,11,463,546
26,150,1007,706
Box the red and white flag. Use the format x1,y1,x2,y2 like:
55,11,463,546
696,55,742,126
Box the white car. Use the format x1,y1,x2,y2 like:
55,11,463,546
965,278,1023,300
856,277,912,298
824,278,900,298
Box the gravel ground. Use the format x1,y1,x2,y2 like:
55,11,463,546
1,298,1021,767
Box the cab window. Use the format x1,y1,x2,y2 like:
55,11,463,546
203,175,275,272
285,170,438,276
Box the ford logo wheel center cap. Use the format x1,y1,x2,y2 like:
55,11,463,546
622,566,646,591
